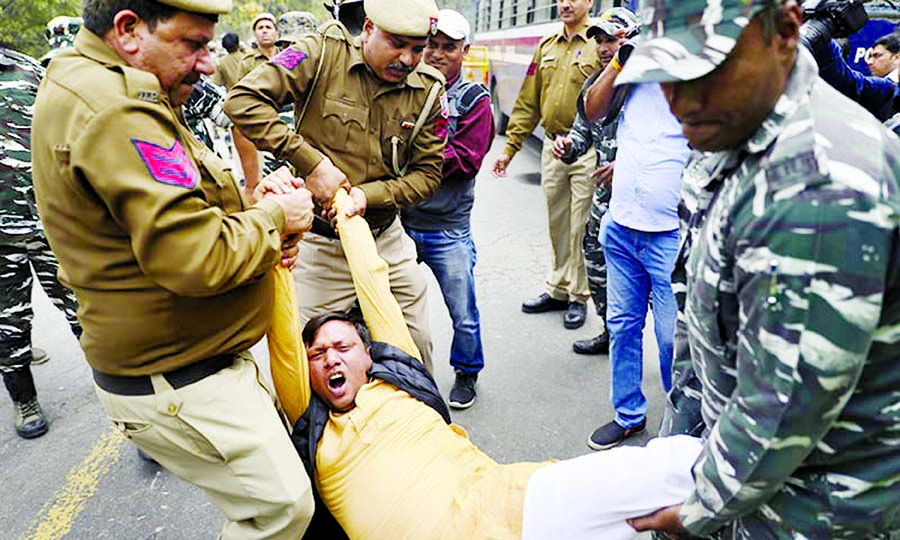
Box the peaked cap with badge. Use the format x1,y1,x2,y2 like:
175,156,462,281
364,0,439,37
163,0,233,15
617,0,775,85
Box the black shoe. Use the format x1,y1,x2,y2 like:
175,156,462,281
522,293,568,313
573,333,609,355
587,419,647,451
563,302,587,329
449,372,478,409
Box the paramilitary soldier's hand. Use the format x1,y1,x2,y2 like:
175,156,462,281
266,188,315,237
306,156,352,210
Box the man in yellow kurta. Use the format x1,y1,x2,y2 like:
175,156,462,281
270,190,701,540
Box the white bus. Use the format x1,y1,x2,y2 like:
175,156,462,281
473,0,636,134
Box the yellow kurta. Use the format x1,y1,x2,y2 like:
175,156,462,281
317,380,546,540
268,190,547,538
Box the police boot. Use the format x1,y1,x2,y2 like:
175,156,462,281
2,368,48,439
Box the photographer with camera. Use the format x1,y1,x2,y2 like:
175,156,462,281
801,0,900,132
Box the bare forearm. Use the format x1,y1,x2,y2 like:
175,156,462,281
584,63,620,123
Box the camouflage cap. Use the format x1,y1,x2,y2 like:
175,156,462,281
616,0,775,85
364,0,440,37
586,7,640,40
276,11,319,46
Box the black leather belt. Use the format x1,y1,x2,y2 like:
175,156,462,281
92,354,235,396
309,216,392,240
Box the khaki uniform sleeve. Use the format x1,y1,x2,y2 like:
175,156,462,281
503,43,544,157
73,99,284,297
358,82,446,210
226,37,326,177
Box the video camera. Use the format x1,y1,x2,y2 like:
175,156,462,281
801,0,869,39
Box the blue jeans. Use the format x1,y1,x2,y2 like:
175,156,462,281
405,225,484,374
601,216,678,429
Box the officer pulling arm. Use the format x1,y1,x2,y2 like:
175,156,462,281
225,35,351,208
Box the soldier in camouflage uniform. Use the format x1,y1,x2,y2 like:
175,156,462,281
553,8,639,356
0,46,82,439
619,1,900,538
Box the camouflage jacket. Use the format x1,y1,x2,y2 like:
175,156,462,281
0,47,44,242
563,70,620,167
671,49,900,538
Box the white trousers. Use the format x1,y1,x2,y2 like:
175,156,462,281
522,435,702,540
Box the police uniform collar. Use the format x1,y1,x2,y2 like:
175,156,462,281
74,28,167,105
553,21,590,43
74,28,127,71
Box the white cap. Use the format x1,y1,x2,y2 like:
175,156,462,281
436,9,470,42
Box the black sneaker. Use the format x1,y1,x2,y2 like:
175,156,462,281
587,419,647,451
449,372,477,409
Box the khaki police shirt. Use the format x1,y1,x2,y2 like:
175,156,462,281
503,23,601,157
226,32,446,229
212,50,245,90
31,29,287,376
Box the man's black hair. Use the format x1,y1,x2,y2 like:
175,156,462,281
302,311,371,348
82,0,217,36
222,31,239,53
874,33,900,55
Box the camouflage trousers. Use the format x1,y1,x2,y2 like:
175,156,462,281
0,233,82,371
583,186,611,327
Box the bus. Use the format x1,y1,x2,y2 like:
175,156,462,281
474,0,900,135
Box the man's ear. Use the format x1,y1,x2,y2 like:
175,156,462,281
776,3,802,45
112,10,142,54
462,42,470,56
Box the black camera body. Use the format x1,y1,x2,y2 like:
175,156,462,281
802,0,869,39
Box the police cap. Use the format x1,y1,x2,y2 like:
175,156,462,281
364,0,439,38
156,0,232,15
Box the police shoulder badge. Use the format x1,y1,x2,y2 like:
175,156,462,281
132,138,199,189
272,48,308,71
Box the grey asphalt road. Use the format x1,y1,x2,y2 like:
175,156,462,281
0,136,668,539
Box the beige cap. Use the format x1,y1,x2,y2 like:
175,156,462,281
158,0,232,15
252,12,277,30
364,0,439,37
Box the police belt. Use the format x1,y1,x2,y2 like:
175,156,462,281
309,216,393,240
92,354,235,396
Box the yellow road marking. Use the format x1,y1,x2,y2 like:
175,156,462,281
21,429,127,540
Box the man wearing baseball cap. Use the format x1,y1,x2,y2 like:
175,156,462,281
227,0,446,370
403,8,494,409
614,1,900,538
31,0,316,537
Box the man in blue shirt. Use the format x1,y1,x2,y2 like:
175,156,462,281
582,35,691,450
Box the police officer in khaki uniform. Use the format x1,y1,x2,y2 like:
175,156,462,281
31,0,315,537
231,12,282,194
227,0,446,369
492,0,601,330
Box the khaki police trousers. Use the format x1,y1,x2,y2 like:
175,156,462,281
293,216,434,370
94,353,313,540
541,137,595,303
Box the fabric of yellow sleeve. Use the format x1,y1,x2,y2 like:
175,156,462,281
267,189,420,425
267,265,310,426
